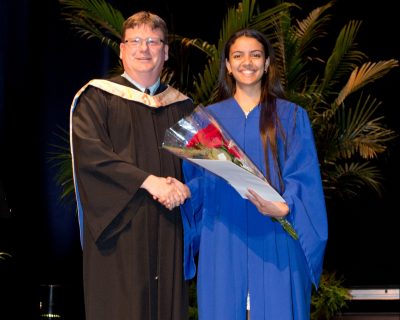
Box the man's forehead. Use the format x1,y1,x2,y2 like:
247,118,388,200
126,25,161,33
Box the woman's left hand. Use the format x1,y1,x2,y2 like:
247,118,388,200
245,188,289,218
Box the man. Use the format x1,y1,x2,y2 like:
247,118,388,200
70,11,193,320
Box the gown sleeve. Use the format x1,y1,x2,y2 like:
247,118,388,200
180,159,204,279
71,87,150,245
281,106,328,287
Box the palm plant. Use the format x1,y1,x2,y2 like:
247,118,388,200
311,271,352,320
57,0,398,202
54,0,398,317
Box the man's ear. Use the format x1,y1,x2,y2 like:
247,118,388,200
119,43,123,60
164,44,169,61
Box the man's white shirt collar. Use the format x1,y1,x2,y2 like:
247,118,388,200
122,72,160,95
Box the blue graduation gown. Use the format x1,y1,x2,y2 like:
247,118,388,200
181,98,328,320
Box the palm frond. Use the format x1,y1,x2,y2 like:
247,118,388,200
275,2,331,94
59,0,124,55
218,0,254,42
336,95,397,159
249,2,296,36
0,252,12,260
335,59,399,106
47,127,75,203
179,38,217,58
321,20,366,93
323,162,384,199
294,1,333,56
194,58,220,105
316,94,397,163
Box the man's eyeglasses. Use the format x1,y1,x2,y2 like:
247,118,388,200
124,37,165,48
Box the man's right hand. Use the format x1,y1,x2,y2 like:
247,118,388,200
141,175,189,210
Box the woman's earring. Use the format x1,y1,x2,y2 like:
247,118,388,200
264,57,270,73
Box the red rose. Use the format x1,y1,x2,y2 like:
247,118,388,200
227,145,241,159
186,124,224,148
186,124,242,160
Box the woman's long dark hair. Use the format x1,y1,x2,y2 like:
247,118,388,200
216,29,287,191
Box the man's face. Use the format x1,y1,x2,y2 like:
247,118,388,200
119,24,168,81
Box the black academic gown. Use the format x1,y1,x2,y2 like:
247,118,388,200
71,75,194,320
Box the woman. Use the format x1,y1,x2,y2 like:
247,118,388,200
181,29,328,319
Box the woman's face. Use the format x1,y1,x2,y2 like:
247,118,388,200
226,36,267,89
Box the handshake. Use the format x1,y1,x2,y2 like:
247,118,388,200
141,175,191,210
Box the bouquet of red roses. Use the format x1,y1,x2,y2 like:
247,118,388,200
162,105,298,240
163,106,264,179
